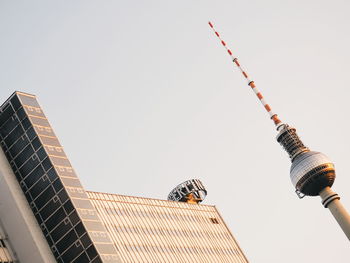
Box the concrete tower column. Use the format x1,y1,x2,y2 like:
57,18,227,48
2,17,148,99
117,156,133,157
319,187,350,240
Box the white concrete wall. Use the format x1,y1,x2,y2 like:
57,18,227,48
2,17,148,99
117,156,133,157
0,148,56,263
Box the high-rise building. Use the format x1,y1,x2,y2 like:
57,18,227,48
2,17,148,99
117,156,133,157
0,91,248,263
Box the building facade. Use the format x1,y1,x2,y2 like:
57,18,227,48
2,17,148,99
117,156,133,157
0,91,248,263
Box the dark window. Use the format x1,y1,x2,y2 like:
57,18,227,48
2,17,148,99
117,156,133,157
39,198,61,221
21,117,31,130
31,137,41,150
9,136,29,158
52,179,63,192
63,200,74,215
0,104,15,127
61,244,84,263
209,217,219,224
74,222,85,237
13,144,34,168
0,116,19,138
47,168,58,182
36,146,47,161
33,185,55,210
19,156,40,178
86,245,98,260
50,218,73,243
80,233,92,249
58,190,69,204
42,157,52,171
30,177,50,201
10,95,21,111
26,127,36,141
4,125,25,148
16,107,26,121
72,252,89,263
24,164,45,188
56,229,78,254
46,208,66,232
69,211,80,226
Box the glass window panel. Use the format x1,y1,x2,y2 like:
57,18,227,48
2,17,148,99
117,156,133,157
36,146,47,161
34,186,55,210
4,125,24,147
39,198,61,221
74,222,85,237
0,116,19,138
42,157,53,171
13,144,34,167
24,164,45,188
30,177,50,201
86,245,98,260
63,200,75,214
61,245,84,263
26,126,36,141
56,229,78,254
16,107,26,121
47,168,58,182
9,136,29,158
31,137,41,150
69,211,80,226
52,179,63,192
10,95,21,111
71,252,89,263
0,104,14,127
46,208,66,232
50,218,72,243
19,157,40,178
80,233,92,249
21,117,31,130
58,190,69,204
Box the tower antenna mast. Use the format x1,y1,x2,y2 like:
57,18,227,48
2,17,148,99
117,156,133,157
208,21,350,240
208,21,282,128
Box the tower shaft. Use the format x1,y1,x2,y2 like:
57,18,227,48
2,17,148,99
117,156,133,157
320,187,350,240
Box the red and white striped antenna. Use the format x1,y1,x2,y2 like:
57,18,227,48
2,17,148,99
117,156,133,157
208,21,282,128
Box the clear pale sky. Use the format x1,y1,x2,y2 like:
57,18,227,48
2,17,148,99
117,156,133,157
1,1,349,262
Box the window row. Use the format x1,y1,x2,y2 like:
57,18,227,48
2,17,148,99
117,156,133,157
123,243,241,256
112,224,232,241
103,207,218,225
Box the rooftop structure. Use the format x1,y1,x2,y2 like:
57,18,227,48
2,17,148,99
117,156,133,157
0,91,248,262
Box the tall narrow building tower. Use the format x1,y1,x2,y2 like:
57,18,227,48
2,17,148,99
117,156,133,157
0,91,248,263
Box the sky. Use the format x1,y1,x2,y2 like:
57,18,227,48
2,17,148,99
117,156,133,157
1,0,350,262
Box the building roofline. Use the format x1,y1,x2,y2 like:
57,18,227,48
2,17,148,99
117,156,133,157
86,189,215,208
0,91,36,110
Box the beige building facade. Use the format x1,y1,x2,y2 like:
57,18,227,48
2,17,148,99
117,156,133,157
0,91,248,262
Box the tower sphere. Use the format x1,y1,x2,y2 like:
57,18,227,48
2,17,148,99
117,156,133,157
290,151,335,196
